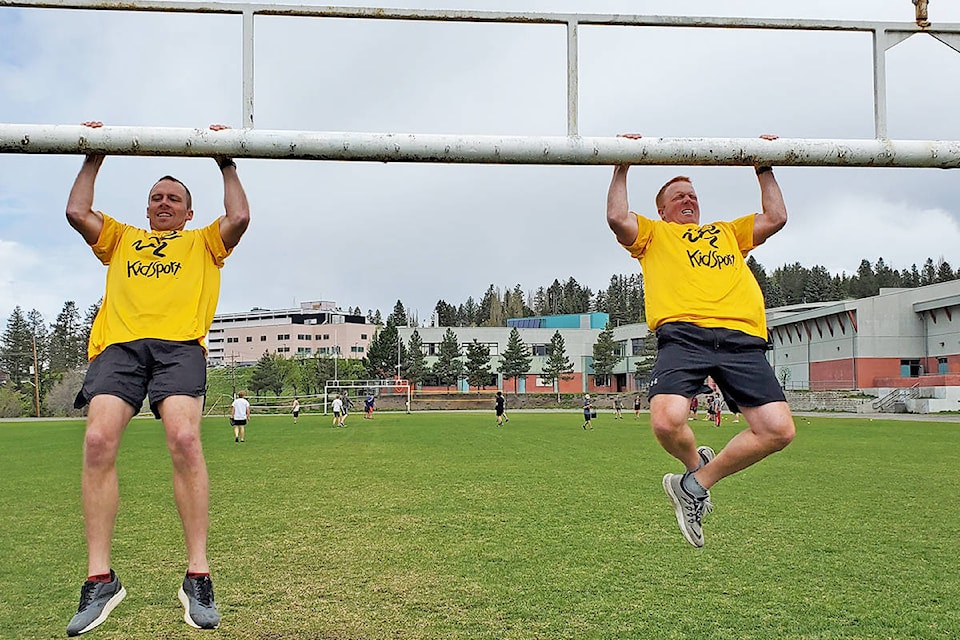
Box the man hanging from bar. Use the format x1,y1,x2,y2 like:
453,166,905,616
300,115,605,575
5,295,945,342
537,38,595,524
605,133,796,548
64,121,250,635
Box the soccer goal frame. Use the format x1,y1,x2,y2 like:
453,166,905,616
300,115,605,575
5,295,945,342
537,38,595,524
323,379,412,414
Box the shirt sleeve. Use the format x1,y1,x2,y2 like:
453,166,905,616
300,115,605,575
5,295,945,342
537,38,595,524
199,218,232,267
90,214,124,265
623,213,655,260
727,214,758,256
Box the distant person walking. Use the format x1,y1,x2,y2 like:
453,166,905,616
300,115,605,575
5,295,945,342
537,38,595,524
231,392,251,442
331,395,344,427
606,134,796,547
495,391,507,427
634,395,642,419
364,393,375,419
292,397,300,424
614,396,624,419
582,394,594,430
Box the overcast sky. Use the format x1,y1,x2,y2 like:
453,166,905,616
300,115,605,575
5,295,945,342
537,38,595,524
3,0,960,327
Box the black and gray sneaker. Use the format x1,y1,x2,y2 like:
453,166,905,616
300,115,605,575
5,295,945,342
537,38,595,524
66,570,127,636
697,445,716,468
178,573,220,629
662,473,713,548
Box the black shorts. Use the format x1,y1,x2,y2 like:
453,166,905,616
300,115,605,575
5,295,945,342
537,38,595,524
647,322,785,412
231,418,247,426
74,339,207,419
496,408,504,416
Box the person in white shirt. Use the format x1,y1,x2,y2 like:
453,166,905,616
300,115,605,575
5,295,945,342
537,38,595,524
231,391,251,442
331,394,344,427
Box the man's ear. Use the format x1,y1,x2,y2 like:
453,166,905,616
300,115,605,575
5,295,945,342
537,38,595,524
185,209,194,221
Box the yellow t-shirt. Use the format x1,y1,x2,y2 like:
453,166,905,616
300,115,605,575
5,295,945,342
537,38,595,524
623,213,767,339
86,214,231,360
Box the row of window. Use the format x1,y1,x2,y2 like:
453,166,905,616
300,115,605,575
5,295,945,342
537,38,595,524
225,333,369,344
274,346,367,355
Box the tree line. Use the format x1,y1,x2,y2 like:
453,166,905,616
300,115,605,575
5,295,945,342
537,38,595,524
2,255,957,416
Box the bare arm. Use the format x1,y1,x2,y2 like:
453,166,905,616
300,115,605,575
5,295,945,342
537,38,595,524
210,124,251,250
607,164,639,247
752,134,787,246
65,122,106,245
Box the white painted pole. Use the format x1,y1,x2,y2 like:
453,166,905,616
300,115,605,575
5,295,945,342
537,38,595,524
3,124,960,167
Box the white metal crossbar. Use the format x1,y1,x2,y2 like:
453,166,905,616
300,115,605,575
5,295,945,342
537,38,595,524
2,0,960,165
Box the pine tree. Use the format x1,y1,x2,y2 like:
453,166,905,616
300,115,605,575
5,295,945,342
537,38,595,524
499,327,532,394
404,330,429,387
541,330,574,402
81,299,101,355
48,301,86,375
433,300,457,327
1,306,34,391
935,257,955,283
367,322,405,379
432,328,463,390
248,351,287,397
388,300,408,327
633,334,658,389
591,322,623,388
464,339,492,391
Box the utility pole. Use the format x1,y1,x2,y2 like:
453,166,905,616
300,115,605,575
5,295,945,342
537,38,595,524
31,334,40,417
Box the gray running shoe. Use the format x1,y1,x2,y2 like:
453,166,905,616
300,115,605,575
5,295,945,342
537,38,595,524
178,573,220,630
697,445,715,468
662,473,713,548
66,570,126,636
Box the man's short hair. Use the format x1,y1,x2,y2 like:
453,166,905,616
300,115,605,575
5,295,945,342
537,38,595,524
153,175,193,209
655,176,693,211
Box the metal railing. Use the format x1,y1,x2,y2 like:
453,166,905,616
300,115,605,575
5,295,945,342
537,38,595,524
2,0,960,165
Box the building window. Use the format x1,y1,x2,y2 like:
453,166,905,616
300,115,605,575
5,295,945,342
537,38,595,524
361,333,368,339
297,334,311,340
297,347,312,354
226,337,238,343
278,334,290,341
532,344,548,356
260,336,267,341
277,346,290,353
323,334,330,340
900,359,922,377
614,341,627,357
631,338,645,356
938,357,949,374
246,336,252,342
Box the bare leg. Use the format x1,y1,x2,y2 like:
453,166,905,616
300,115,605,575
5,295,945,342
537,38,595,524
82,395,136,576
650,394,701,471
694,401,795,490
159,395,210,574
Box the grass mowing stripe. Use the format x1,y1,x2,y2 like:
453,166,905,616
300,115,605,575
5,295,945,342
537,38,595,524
1,413,958,639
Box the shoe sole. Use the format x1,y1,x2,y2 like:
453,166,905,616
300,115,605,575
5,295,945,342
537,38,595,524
69,585,126,636
662,474,704,548
178,587,220,630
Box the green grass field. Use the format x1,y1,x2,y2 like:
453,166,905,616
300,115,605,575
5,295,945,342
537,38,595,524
2,411,959,639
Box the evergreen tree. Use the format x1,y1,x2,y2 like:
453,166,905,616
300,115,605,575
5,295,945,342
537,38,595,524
434,300,458,327
633,334,658,389
404,330,429,387
935,257,955,283
367,322,405,379
48,301,86,376
461,297,479,327
81,299,101,354
904,264,921,288
388,300,408,327
248,351,286,397
874,257,899,290
1,306,33,391
541,330,575,402
432,328,463,390
591,322,623,387
499,327,532,394
464,339,492,391
850,259,878,298
920,258,937,286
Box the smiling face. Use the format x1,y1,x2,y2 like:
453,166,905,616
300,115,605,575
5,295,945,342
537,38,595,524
146,177,193,232
656,178,700,225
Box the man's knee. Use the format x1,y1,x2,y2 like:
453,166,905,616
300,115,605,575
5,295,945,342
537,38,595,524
83,429,121,468
166,425,204,464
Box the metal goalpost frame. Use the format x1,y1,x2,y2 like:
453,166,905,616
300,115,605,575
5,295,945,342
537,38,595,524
3,0,960,167
323,379,412,415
